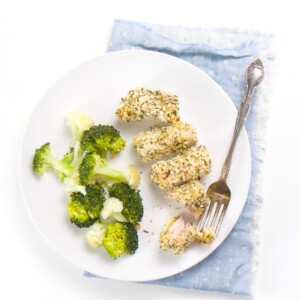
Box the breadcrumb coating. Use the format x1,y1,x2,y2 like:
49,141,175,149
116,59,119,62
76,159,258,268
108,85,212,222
166,180,209,218
133,122,197,162
195,228,216,244
151,146,211,190
115,88,180,123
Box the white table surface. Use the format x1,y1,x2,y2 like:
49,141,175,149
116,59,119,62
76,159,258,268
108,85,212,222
1,1,299,299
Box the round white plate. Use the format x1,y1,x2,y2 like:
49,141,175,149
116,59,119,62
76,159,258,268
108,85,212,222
19,50,251,282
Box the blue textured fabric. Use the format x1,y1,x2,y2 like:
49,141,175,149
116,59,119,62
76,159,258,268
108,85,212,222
87,20,275,295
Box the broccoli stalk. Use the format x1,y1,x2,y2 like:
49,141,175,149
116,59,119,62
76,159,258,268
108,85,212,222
33,143,73,181
78,153,140,190
61,147,75,165
78,152,128,185
60,145,87,194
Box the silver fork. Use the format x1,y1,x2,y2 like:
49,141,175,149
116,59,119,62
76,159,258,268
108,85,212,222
197,59,264,237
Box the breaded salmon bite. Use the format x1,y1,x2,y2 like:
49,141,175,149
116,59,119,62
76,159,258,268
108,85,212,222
133,122,197,162
115,88,180,124
166,180,209,218
160,216,196,254
151,146,211,190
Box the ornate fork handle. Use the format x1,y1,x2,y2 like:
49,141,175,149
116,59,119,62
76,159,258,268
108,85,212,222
220,59,264,181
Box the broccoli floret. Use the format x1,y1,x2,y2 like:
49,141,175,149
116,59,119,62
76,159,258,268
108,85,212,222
108,183,143,224
33,143,73,181
80,125,126,159
65,112,95,146
78,152,127,185
67,183,105,228
102,222,138,259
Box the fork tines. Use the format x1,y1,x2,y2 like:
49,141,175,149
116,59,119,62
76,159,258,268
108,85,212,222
197,197,229,235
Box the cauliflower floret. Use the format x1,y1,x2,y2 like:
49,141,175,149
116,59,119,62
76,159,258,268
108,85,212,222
125,165,141,189
100,197,127,222
86,221,108,248
65,112,95,146
64,172,86,195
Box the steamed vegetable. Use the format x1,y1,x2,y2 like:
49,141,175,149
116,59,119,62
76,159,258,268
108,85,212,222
102,222,138,259
67,184,105,228
32,111,143,259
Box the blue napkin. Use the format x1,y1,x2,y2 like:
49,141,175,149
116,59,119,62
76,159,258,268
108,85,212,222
87,20,275,295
